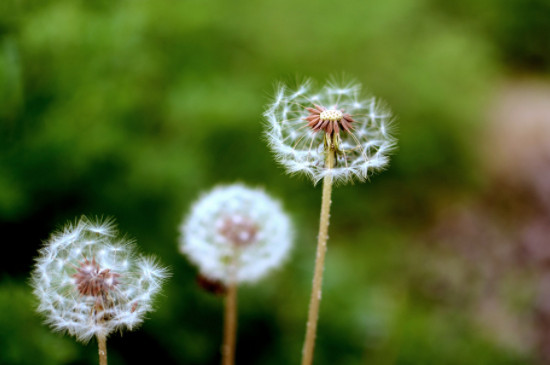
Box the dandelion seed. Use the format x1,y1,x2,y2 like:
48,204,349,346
179,184,292,284
264,78,396,184
264,77,397,365
31,216,169,364
179,184,293,365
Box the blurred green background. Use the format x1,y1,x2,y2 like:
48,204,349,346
1,0,550,364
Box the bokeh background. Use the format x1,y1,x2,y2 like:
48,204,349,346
1,0,550,364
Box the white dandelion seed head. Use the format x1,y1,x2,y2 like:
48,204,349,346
179,184,293,285
264,78,397,184
30,216,169,343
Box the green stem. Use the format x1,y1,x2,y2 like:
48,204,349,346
222,282,238,365
301,141,335,365
97,334,107,365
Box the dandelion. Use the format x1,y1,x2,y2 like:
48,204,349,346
264,78,395,184
264,78,396,365
31,216,169,365
179,184,293,365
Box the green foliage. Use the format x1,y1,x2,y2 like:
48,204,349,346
0,280,81,364
0,0,541,363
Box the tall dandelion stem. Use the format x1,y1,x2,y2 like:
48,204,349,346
222,282,238,365
97,334,108,365
302,140,335,365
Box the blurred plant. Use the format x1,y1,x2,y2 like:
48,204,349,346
429,80,550,362
179,184,293,365
265,77,395,365
31,216,168,365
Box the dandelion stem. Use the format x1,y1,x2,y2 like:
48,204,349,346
301,142,335,365
222,282,238,365
97,334,108,365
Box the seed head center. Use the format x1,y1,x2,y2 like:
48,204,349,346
218,215,258,246
73,257,120,298
305,104,355,134
320,109,343,122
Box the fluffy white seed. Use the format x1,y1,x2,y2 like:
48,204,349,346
30,216,169,343
179,184,293,284
264,78,397,184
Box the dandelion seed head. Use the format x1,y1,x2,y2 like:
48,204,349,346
30,216,169,343
179,184,293,284
264,78,397,184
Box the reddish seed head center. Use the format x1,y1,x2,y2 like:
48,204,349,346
73,257,120,297
218,215,258,246
304,104,355,135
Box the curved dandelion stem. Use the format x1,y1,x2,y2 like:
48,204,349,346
97,334,108,365
222,282,238,365
282,116,306,123
347,131,370,164
287,100,311,110
293,133,310,150
301,145,335,365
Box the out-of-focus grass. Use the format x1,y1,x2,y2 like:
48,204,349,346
0,280,82,365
